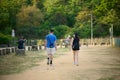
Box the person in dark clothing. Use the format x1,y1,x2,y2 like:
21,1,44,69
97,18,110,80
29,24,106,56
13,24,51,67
18,37,25,49
72,33,80,66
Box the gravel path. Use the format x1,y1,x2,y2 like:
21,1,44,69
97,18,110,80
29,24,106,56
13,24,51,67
0,46,120,80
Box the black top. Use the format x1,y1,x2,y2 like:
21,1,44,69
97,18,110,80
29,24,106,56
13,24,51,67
72,37,80,50
18,39,25,49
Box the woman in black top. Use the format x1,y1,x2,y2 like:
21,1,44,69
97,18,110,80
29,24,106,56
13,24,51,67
72,33,80,66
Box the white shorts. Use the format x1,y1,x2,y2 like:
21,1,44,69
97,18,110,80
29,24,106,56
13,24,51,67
46,48,55,54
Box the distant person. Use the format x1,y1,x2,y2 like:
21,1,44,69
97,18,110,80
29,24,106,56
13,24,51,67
65,36,71,48
18,36,25,49
72,33,80,66
45,29,57,66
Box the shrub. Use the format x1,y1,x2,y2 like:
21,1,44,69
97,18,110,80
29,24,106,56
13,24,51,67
0,33,12,44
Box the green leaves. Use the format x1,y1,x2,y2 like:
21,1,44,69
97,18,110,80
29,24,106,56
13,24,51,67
101,9,119,25
0,0,120,39
54,25,70,39
94,0,119,25
0,33,12,44
16,5,43,27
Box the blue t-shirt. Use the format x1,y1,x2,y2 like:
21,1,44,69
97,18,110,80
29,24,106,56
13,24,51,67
46,33,57,48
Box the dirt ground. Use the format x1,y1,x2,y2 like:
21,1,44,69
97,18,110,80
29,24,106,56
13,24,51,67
0,46,120,80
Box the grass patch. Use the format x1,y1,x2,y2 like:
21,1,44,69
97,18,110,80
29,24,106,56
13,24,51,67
0,50,46,75
0,48,69,75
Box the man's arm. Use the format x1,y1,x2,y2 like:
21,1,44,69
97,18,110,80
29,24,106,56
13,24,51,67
54,41,57,50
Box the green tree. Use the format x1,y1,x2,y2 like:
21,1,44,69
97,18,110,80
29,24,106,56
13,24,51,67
54,25,70,39
94,0,120,36
0,0,26,33
16,5,43,27
43,0,81,27
1,0,120,39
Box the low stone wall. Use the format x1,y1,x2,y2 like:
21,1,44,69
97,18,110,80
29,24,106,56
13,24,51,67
0,47,15,55
0,45,43,55
25,45,42,51
15,49,25,55
80,38,110,45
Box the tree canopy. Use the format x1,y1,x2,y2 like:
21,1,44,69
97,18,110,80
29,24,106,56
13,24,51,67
0,0,120,39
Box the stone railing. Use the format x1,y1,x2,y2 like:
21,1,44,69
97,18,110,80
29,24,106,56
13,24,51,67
0,45,43,55
80,38,110,46
25,45,43,51
0,47,15,55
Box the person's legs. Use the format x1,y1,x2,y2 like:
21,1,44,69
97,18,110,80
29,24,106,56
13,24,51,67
73,51,76,64
47,48,51,65
49,54,53,65
47,54,53,65
47,56,49,65
75,51,79,66
49,48,55,66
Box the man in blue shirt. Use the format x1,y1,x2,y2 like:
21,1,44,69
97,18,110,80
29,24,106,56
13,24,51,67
45,29,57,66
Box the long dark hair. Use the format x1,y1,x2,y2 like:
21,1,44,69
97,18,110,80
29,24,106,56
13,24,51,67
74,33,79,39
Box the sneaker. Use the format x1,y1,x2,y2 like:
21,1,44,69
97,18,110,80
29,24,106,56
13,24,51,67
50,60,52,65
47,58,49,65
76,62,79,66
76,64,79,66
47,62,49,65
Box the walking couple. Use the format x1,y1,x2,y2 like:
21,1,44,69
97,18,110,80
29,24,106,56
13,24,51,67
45,29,80,66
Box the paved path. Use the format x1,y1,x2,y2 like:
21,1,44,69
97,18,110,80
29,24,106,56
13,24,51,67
0,46,120,80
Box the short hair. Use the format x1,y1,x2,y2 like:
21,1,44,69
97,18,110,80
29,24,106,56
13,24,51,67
50,29,54,33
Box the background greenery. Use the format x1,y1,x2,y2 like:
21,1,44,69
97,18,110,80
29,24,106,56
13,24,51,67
0,0,120,44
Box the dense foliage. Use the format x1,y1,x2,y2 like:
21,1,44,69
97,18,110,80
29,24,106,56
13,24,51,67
0,0,120,41
0,33,12,44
